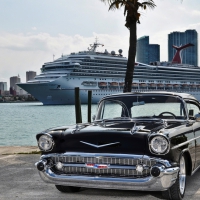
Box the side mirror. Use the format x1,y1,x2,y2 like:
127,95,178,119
92,115,96,121
194,113,200,122
189,109,194,116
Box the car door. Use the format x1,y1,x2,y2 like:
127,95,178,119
186,100,200,170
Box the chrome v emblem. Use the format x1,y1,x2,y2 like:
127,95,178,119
80,141,120,148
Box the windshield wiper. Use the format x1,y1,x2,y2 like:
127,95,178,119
132,116,156,119
94,118,133,127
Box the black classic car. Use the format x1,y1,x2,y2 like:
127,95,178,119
35,92,200,200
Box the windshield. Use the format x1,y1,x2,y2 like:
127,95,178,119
96,95,186,120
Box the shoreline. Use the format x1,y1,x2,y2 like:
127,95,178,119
0,101,39,103
0,146,40,155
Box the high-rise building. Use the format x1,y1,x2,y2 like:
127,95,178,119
0,82,7,91
168,29,198,65
136,36,160,64
10,75,21,94
149,44,160,64
26,71,36,82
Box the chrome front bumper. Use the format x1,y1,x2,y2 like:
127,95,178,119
36,153,179,191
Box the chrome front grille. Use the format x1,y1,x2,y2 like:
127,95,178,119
61,166,150,177
51,156,155,166
48,154,157,178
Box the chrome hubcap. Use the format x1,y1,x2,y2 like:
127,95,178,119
179,156,186,195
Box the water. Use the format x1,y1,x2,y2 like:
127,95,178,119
0,102,98,146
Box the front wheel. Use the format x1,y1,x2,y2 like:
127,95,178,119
55,185,81,193
162,154,186,200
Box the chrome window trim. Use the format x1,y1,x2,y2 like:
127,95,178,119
171,135,200,150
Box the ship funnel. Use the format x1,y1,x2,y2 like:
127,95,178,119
172,43,194,64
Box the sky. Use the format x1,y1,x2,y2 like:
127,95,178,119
0,0,200,88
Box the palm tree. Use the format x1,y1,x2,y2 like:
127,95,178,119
100,0,156,92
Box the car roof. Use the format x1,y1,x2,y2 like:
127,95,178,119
100,91,198,102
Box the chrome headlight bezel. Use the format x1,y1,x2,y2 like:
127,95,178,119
38,134,54,152
149,135,170,155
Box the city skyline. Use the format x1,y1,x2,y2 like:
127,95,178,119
0,0,200,87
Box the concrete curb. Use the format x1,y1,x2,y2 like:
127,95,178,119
0,146,40,155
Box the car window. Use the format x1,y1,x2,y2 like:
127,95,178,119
96,95,186,120
98,100,128,119
131,102,184,118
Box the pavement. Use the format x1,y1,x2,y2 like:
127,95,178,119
0,146,200,200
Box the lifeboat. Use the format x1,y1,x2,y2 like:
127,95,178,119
190,85,197,88
149,83,156,87
108,82,119,89
132,83,138,87
98,82,107,87
181,84,189,88
166,84,173,87
119,82,124,86
196,85,200,88
109,82,119,86
139,83,147,87
157,84,165,87
173,84,179,88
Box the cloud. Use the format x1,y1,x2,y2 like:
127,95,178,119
0,32,129,87
191,10,200,16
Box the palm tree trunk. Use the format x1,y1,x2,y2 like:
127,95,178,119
123,20,137,92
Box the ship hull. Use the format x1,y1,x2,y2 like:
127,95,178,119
18,77,200,105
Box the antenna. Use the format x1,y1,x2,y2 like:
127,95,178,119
53,54,55,61
88,37,104,52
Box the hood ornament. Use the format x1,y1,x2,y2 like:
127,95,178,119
130,123,147,135
80,141,120,148
71,124,80,134
162,119,168,128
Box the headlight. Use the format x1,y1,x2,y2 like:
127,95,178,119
38,135,54,151
150,136,169,154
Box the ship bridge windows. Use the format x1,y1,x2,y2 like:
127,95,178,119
68,56,91,59
44,66,75,70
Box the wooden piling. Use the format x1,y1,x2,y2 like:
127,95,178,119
75,87,82,123
88,90,92,122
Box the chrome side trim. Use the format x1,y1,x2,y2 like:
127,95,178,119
191,164,200,175
171,135,200,150
43,133,52,138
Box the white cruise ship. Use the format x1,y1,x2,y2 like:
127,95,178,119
18,41,200,105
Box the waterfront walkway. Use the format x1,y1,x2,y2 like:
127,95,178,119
0,146,39,154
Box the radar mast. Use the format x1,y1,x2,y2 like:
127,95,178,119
88,37,104,52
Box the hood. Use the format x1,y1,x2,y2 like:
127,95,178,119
37,119,184,155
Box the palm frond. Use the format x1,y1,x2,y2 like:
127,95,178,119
141,0,156,9
108,0,126,11
100,0,114,5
